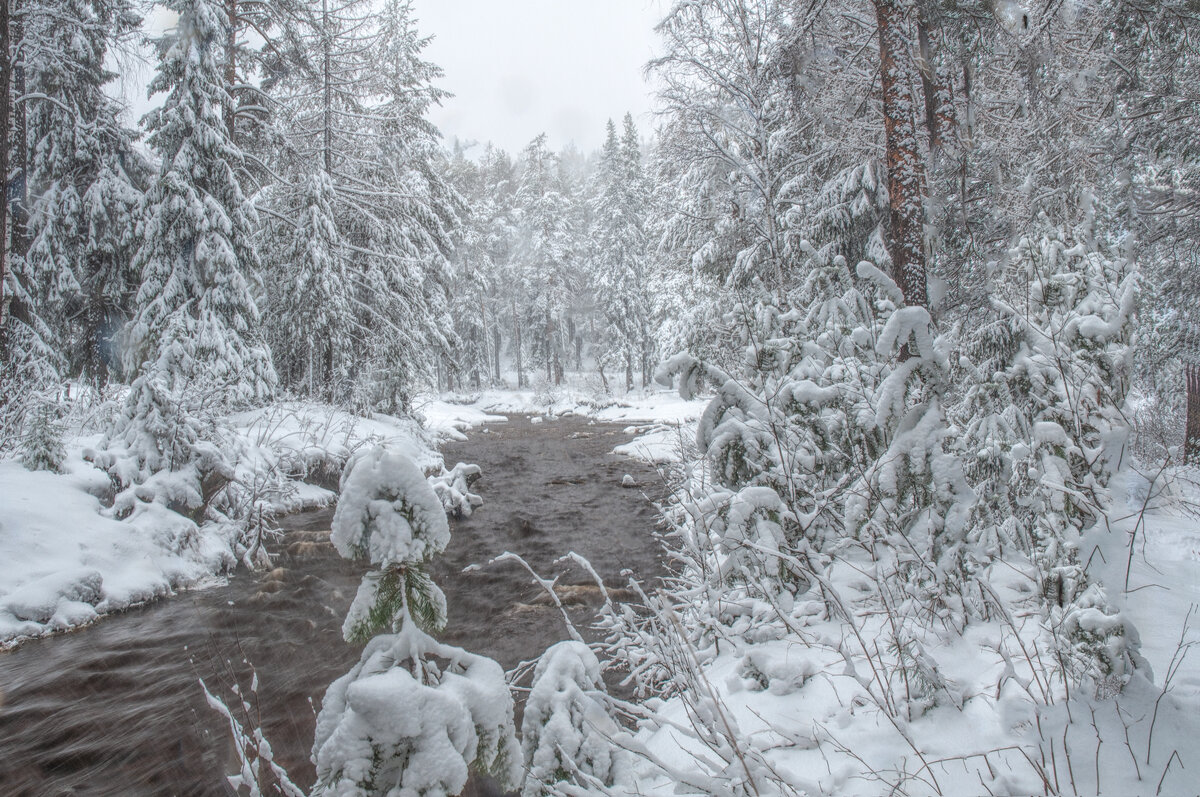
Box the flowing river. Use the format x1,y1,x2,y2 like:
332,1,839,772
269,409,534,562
0,414,666,796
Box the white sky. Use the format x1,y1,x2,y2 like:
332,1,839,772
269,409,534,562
119,1,667,158
412,0,667,155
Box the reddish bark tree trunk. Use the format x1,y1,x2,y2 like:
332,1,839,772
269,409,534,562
875,0,929,309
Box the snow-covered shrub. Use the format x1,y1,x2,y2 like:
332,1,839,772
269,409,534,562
843,295,976,619
332,446,451,641
313,444,520,796
22,394,66,473
954,317,1028,563
656,254,978,626
311,631,520,797
87,340,235,524
520,641,627,796
430,461,483,517
992,222,1146,696
0,287,62,455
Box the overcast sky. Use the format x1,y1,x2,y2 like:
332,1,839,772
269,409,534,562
412,0,666,155
122,1,666,157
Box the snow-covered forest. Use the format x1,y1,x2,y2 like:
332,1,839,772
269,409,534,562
2,0,1200,795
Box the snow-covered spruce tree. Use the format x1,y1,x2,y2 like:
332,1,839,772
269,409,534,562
590,116,651,391
259,0,459,411
442,146,494,390
992,221,1145,697
446,144,519,387
22,393,65,473
313,446,520,796
521,640,627,796
0,267,61,450
1,0,141,445
124,0,275,404
91,0,273,519
22,0,144,388
269,171,350,401
514,134,574,387
357,0,461,412
952,317,1028,566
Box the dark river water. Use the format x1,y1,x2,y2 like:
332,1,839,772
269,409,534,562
0,414,665,796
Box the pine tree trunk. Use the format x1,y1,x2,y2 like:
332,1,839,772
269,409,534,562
325,340,334,403
0,0,10,332
492,326,501,384
875,0,929,309
85,297,106,389
545,302,553,384
10,0,25,262
321,0,333,174
513,300,524,388
1186,363,1200,465
478,288,488,386
625,349,633,393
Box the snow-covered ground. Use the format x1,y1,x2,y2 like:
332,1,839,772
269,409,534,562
418,384,705,429
616,461,1200,797
0,448,237,646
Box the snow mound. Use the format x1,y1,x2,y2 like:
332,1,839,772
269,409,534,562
0,455,237,647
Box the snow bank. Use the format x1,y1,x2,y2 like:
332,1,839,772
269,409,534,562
229,401,441,499
1,402,442,648
421,386,708,466
421,386,706,429
0,452,236,646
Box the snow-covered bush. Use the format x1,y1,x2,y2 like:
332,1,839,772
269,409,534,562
430,461,483,517
633,221,1154,792
843,295,976,621
87,340,236,524
311,631,520,797
991,222,1146,695
332,446,451,641
312,444,520,796
521,641,627,795
22,394,66,473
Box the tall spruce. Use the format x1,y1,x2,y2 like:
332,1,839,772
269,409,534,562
126,0,275,403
